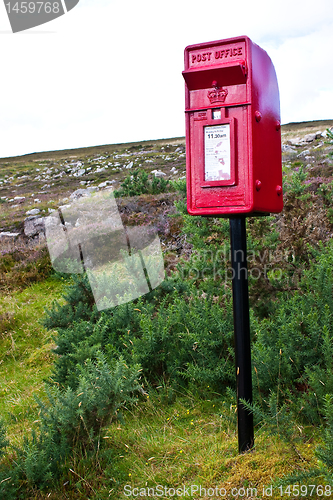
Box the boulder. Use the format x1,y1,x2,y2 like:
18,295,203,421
98,180,116,188
297,150,311,157
0,232,20,238
24,216,45,237
282,144,296,153
304,133,317,143
75,169,86,177
287,137,303,146
26,208,40,216
151,170,166,177
70,188,92,200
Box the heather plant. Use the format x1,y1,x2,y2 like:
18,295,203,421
0,239,52,293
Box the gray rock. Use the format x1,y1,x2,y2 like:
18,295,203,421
304,133,317,143
70,189,92,200
0,232,20,238
98,180,115,188
297,150,311,157
75,169,86,177
151,170,166,177
24,216,45,237
282,144,296,153
69,186,99,201
26,208,40,216
288,137,303,146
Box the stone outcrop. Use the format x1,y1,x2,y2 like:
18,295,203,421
24,216,45,238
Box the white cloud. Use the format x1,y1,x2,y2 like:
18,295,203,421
266,23,333,123
0,0,332,157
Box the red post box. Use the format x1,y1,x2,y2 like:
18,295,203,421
183,36,283,216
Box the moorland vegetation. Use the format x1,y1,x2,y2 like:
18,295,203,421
1,122,333,498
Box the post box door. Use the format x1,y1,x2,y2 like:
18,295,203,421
188,103,251,211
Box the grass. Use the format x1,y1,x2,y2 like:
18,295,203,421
0,276,66,447
0,275,326,499
103,395,317,498
15,393,322,499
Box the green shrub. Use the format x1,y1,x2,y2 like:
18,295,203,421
252,241,333,423
270,394,333,487
170,177,186,194
114,169,170,198
48,302,145,390
317,181,333,206
46,276,191,390
43,273,99,331
284,166,308,196
47,282,234,394
133,291,235,391
17,353,141,489
316,395,333,475
325,128,333,143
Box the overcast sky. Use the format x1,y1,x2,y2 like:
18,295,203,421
0,0,333,158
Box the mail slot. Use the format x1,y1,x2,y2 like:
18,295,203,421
183,36,283,215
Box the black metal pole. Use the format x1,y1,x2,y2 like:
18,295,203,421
229,216,254,453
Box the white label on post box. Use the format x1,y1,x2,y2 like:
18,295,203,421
204,124,231,181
